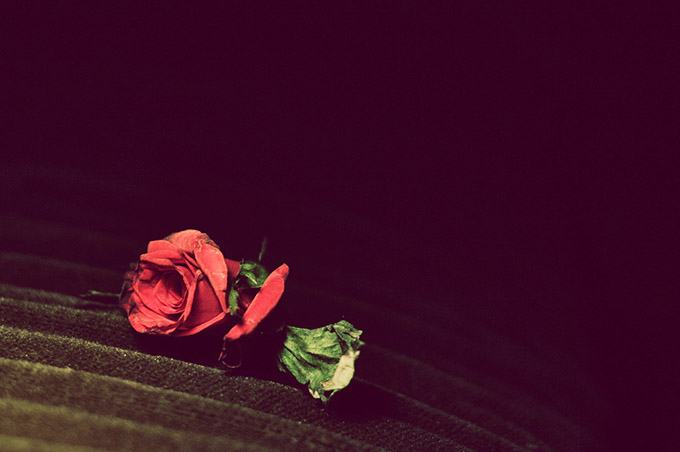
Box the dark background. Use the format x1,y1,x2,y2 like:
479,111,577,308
2,2,677,450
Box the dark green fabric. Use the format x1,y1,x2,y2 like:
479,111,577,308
0,213,600,451
0,359,374,452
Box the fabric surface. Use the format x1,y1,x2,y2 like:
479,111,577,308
0,168,603,452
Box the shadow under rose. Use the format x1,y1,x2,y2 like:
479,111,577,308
131,306,291,382
132,327,226,367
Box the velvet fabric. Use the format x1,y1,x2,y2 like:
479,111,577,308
0,170,602,451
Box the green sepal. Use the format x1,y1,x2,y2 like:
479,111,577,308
239,270,259,287
227,261,270,316
239,261,258,271
277,320,364,403
227,288,240,316
258,236,267,262
238,261,268,288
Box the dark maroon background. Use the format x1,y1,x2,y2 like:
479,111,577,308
2,2,676,450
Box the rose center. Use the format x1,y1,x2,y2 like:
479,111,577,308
158,271,185,307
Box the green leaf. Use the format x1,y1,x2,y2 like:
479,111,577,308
277,320,364,403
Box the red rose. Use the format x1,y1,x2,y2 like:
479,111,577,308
120,229,288,340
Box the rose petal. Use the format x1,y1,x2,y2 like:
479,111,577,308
224,263,288,341
147,239,181,254
127,291,180,334
174,311,227,337
225,258,240,286
165,230,205,253
140,249,184,268
174,264,196,287
194,238,228,311
137,266,163,283
182,251,200,269
154,271,186,316
181,276,224,327
176,270,199,325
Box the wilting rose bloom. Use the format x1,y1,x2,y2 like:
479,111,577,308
120,229,288,340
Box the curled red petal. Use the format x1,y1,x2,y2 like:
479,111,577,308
126,291,181,335
223,264,289,341
165,229,205,253
174,311,227,336
139,249,184,268
147,239,181,254
178,274,223,327
194,239,228,311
